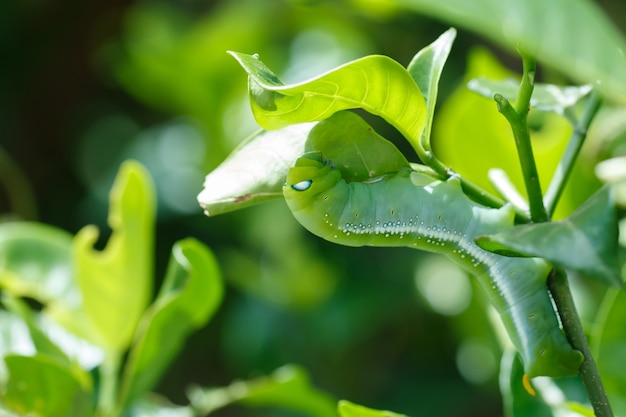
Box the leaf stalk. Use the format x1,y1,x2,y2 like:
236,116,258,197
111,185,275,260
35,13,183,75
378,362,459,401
544,90,603,215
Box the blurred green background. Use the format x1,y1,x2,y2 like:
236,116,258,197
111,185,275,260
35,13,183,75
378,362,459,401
1,1,624,416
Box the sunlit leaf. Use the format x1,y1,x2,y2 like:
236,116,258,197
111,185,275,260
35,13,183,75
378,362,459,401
0,222,77,306
188,364,337,417
433,48,594,219
119,238,223,406
230,51,427,154
468,78,593,116
338,400,407,417
3,354,93,417
0,310,35,361
126,393,195,417
197,123,315,216
73,160,155,354
396,0,626,104
407,27,456,151
304,111,410,182
476,186,621,286
2,295,69,365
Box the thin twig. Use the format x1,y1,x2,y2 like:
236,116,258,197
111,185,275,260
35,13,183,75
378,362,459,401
544,90,603,215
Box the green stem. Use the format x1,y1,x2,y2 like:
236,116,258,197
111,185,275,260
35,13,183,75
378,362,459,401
547,269,614,417
96,356,121,417
500,53,613,417
544,90,603,216
494,55,547,223
419,148,508,212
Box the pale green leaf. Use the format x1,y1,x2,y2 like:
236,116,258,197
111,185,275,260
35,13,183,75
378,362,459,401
407,27,456,152
3,354,93,417
476,186,621,286
468,77,593,116
197,123,315,216
73,160,155,354
119,238,223,406
0,222,77,306
304,111,410,182
230,51,427,153
2,295,69,365
126,393,195,417
338,400,407,417
396,0,626,104
433,48,592,219
188,364,337,417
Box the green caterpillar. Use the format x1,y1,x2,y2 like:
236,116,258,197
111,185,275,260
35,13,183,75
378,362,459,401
283,150,583,378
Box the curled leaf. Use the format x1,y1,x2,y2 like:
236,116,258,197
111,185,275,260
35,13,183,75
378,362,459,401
73,160,155,353
230,51,427,153
197,123,315,216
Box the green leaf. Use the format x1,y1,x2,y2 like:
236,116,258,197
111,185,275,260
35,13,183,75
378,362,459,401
125,393,195,417
230,51,427,154
476,186,621,286
407,27,456,152
73,160,155,354
468,78,593,116
304,111,410,182
0,222,76,306
396,0,626,104
119,238,223,407
593,289,626,417
3,354,93,417
337,400,407,417
197,123,315,216
0,310,33,359
187,364,337,417
433,48,590,219
2,295,69,365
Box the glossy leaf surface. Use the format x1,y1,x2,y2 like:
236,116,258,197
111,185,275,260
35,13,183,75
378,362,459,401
197,123,315,215
476,187,620,286
407,27,456,151
397,0,626,104
230,51,427,153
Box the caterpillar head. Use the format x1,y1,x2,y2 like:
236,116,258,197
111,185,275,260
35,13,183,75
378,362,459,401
283,152,341,212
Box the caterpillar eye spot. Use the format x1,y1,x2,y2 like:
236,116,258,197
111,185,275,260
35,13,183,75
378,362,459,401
291,180,313,191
